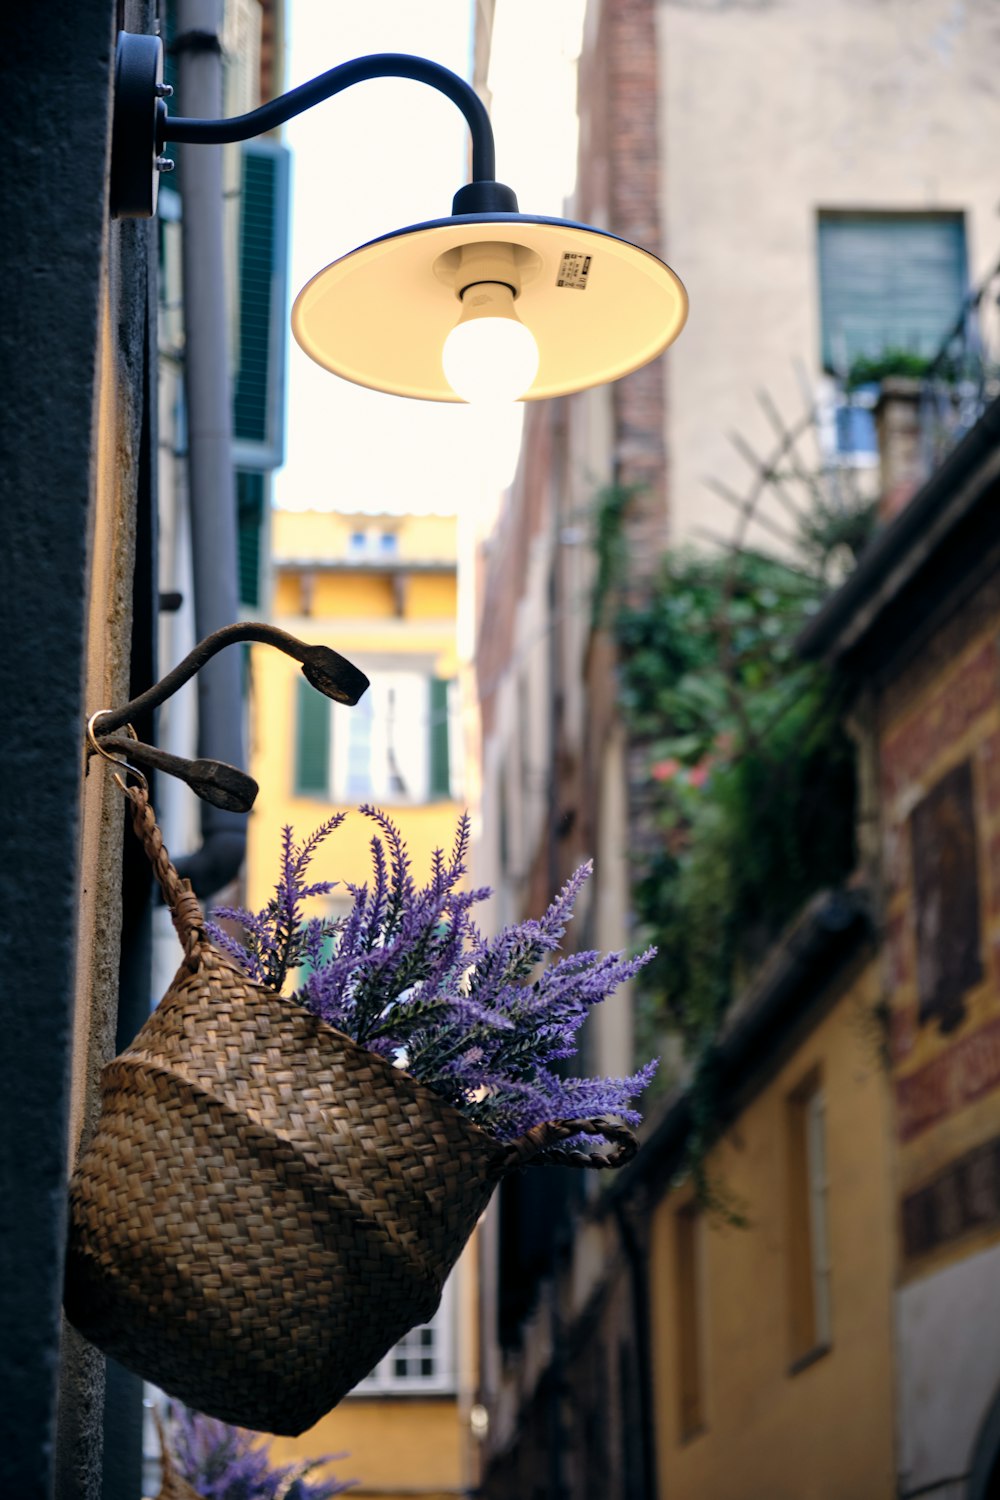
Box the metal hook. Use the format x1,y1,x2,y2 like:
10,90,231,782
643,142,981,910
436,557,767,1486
99,733,258,813
86,713,149,796
91,622,369,737
84,624,366,811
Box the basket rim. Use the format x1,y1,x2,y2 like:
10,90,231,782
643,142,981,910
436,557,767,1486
141,937,509,1154
140,936,637,1174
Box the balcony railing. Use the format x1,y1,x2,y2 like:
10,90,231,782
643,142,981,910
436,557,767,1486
831,255,1000,477
917,261,1000,468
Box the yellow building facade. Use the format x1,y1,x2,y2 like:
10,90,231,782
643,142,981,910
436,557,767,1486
248,508,477,1500
648,946,897,1499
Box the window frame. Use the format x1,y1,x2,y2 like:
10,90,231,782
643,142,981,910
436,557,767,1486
675,1202,707,1442
294,664,460,806
817,208,969,376
349,1274,456,1397
786,1068,833,1372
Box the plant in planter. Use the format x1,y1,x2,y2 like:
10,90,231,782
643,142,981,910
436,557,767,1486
65,777,655,1437
209,806,656,1147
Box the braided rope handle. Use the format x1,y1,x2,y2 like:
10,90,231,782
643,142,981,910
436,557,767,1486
125,783,205,961
488,1115,637,1177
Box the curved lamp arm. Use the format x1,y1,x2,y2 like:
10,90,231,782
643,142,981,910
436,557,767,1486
162,52,496,181
111,33,505,218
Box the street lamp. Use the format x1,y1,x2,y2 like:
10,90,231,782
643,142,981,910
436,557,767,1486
112,32,687,403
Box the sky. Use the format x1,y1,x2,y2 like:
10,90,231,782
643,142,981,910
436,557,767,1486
273,0,586,519
275,0,520,517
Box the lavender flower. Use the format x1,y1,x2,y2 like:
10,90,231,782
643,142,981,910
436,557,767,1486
164,1404,354,1499
206,814,347,990
213,810,657,1141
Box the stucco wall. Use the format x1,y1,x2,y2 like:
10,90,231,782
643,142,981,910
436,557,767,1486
658,0,1000,550
648,958,896,1499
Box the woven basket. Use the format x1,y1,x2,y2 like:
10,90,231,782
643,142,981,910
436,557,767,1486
64,787,636,1436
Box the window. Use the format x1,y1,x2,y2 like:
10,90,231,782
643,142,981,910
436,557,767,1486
346,525,400,559
910,759,982,1034
818,211,967,374
351,1277,455,1394
787,1072,832,1367
675,1204,705,1440
294,675,331,796
818,212,967,456
293,672,459,803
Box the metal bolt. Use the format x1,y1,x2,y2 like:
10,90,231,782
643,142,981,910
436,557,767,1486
155,82,174,98
155,156,175,173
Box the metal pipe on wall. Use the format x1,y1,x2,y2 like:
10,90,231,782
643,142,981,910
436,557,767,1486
175,0,247,896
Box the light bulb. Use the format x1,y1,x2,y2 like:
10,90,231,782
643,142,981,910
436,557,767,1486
442,282,539,403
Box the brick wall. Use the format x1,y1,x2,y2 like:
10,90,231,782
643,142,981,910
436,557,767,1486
607,0,667,571
877,570,1000,1272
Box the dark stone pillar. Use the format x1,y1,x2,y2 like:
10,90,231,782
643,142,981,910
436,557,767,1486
0,3,156,1496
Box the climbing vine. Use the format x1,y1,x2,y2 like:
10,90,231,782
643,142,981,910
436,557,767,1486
593,485,874,1195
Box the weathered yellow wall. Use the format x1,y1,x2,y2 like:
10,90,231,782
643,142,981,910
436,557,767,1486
273,509,457,565
406,573,457,620
269,1399,463,1498
649,961,896,1499
310,572,400,620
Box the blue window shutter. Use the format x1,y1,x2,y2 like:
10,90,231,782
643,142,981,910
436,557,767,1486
429,678,451,800
295,676,330,796
233,140,290,469
818,213,967,373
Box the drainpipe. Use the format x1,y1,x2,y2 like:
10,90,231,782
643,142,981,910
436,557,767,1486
174,0,246,896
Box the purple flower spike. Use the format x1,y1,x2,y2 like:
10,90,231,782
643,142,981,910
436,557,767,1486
211,810,657,1141
164,1402,355,1498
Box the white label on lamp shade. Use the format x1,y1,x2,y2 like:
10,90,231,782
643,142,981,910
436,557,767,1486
556,252,592,290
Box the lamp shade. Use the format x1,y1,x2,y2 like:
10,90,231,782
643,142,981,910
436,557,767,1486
291,213,688,402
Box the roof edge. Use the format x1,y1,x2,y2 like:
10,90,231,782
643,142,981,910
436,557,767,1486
798,395,1000,665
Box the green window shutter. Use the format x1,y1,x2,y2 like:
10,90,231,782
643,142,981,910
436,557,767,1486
818,212,967,373
236,468,264,609
233,141,290,467
429,678,451,800
295,676,330,796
